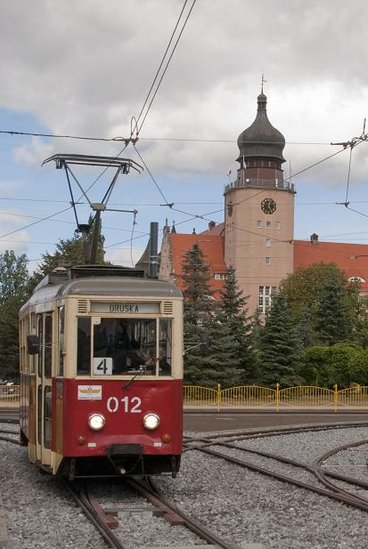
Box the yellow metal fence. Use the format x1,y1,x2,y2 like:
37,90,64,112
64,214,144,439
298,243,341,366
184,384,368,411
2,384,368,411
0,384,20,404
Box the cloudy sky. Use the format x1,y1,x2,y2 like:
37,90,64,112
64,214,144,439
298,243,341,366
1,0,368,270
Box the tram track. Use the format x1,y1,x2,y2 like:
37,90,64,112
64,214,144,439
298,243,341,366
2,419,368,547
64,480,126,549
0,427,19,444
65,476,239,549
183,419,368,447
184,425,368,514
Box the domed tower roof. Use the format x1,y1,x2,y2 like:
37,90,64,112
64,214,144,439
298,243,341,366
237,92,285,163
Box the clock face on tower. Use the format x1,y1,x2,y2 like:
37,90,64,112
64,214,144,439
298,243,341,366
261,197,276,214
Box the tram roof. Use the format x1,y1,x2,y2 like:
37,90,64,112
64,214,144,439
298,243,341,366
56,276,182,299
20,266,182,313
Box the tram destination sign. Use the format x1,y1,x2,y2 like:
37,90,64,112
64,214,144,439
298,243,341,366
91,302,160,313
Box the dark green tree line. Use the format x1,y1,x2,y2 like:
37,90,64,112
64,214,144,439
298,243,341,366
0,251,31,381
182,246,253,387
181,255,368,389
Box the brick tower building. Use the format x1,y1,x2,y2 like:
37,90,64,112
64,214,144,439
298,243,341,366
224,91,295,314
155,91,368,315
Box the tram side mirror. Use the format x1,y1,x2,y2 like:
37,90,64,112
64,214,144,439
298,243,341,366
27,335,40,355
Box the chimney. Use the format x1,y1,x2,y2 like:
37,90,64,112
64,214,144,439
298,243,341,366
310,233,319,245
149,222,159,278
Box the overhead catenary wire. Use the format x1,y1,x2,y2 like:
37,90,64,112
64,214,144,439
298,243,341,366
41,0,198,258
132,0,198,137
132,0,191,134
0,206,73,239
0,127,350,147
0,138,358,253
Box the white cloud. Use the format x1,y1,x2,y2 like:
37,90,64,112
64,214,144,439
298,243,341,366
13,137,54,168
1,0,368,262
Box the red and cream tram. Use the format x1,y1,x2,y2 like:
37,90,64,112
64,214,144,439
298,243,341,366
19,265,183,478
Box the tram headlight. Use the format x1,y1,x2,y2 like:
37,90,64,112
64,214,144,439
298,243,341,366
143,412,160,431
87,413,106,431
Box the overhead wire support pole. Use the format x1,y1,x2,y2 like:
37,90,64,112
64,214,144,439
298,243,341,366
42,153,144,264
63,162,82,229
331,119,368,208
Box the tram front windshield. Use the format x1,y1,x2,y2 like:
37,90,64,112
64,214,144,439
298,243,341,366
77,317,172,376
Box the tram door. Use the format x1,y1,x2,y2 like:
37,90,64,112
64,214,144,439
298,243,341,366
36,312,53,466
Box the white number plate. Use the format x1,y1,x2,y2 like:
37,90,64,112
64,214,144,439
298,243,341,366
106,396,142,414
93,357,113,376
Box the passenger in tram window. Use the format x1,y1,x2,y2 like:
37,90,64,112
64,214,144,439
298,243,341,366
115,322,131,351
94,318,116,357
113,322,132,373
144,348,156,369
159,354,171,374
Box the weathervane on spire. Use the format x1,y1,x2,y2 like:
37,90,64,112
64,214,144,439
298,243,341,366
261,73,267,93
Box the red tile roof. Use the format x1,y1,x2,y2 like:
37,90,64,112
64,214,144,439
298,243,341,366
165,231,368,299
294,240,368,291
168,233,226,297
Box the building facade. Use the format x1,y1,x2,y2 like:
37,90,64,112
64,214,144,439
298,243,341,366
157,91,368,315
224,91,295,313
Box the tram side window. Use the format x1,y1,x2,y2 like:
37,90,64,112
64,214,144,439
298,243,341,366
57,306,65,376
159,319,172,376
93,318,157,375
37,316,43,377
44,315,52,378
37,384,42,445
44,386,52,449
77,317,91,375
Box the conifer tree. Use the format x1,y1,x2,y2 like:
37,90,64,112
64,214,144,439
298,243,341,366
181,244,215,383
315,279,354,345
0,251,31,381
279,263,360,343
219,266,255,382
258,293,304,387
182,247,250,386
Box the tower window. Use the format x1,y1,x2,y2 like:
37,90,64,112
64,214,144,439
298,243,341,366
266,239,271,247
275,221,281,229
257,220,262,229
266,221,272,229
258,285,277,313
265,257,271,265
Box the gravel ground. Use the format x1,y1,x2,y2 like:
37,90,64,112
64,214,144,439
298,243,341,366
0,433,109,549
2,424,368,548
157,426,368,549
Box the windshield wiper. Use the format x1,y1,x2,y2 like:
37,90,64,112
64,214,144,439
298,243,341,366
122,365,146,390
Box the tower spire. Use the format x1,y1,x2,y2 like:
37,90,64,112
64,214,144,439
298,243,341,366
261,73,267,94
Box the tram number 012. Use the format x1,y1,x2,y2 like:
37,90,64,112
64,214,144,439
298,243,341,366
107,396,142,413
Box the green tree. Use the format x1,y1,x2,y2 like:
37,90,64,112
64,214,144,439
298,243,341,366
258,293,304,387
220,266,256,382
299,346,331,386
279,263,361,345
0,251,31,381
301,343,368,388
181,244,216,384
315,279,354,345
32,220,106,285
181,246,241,385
